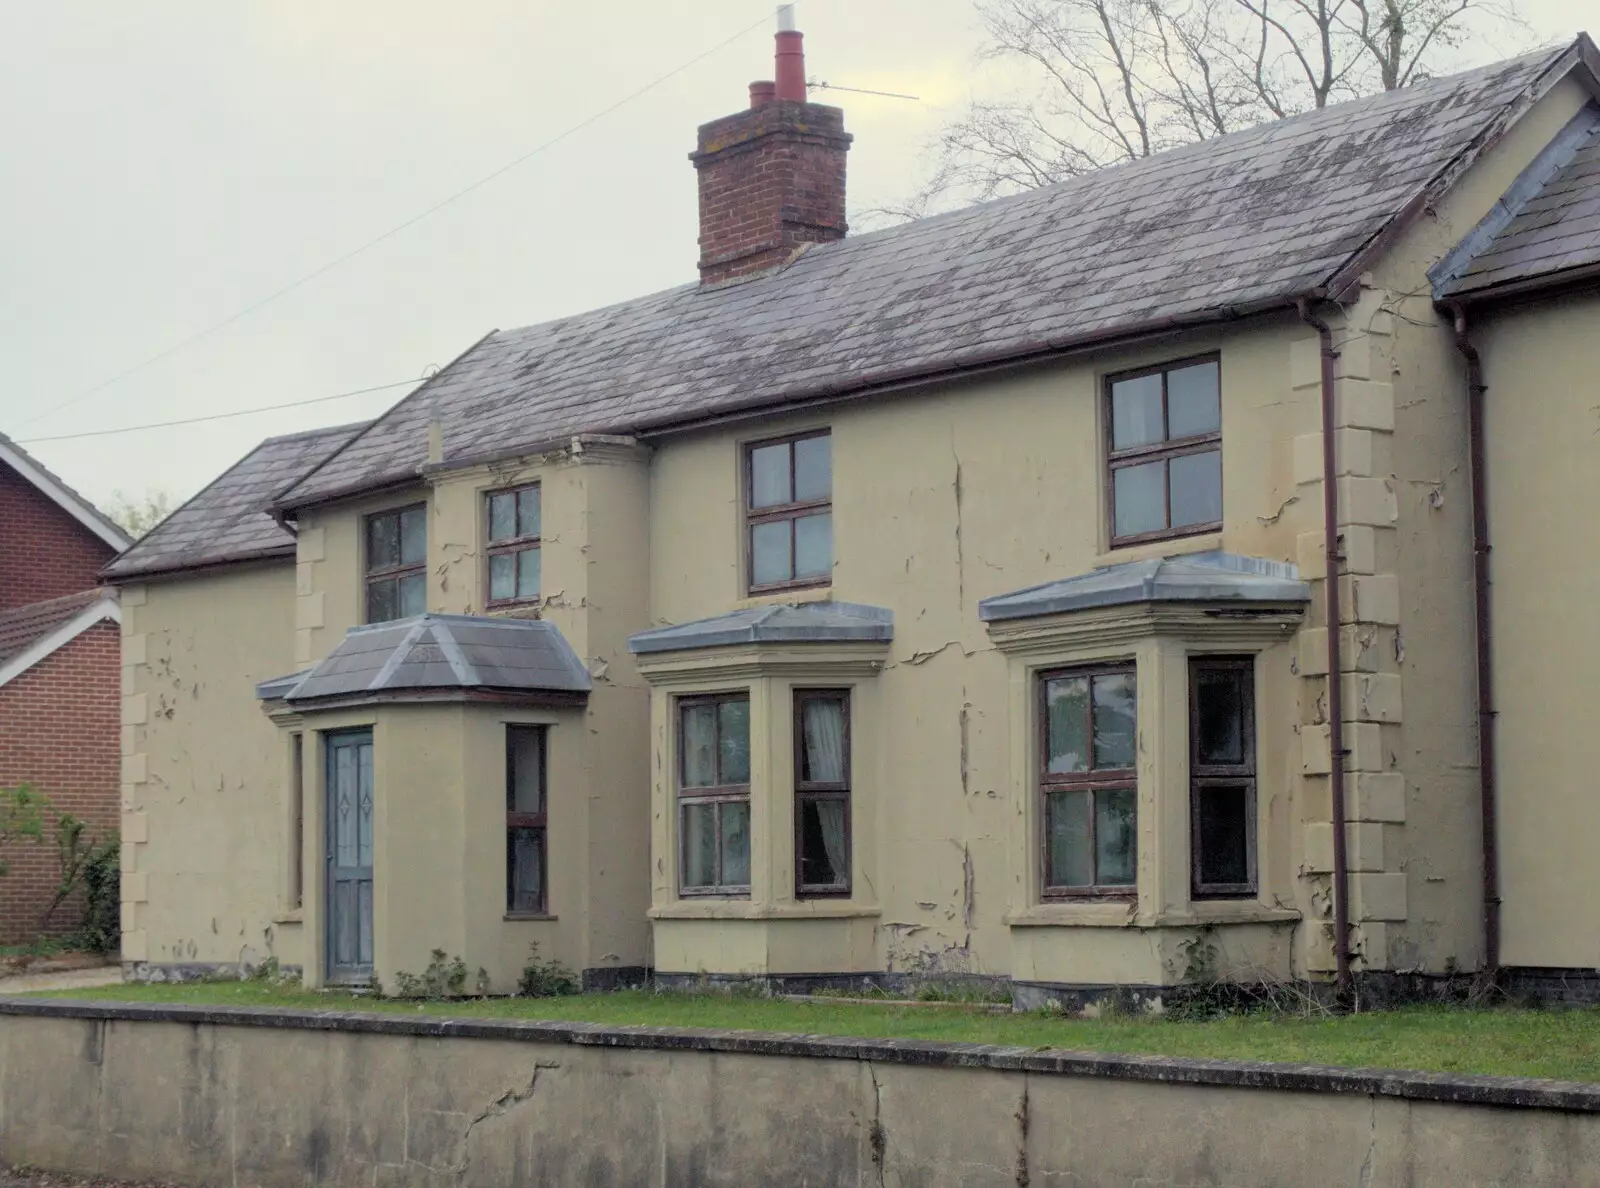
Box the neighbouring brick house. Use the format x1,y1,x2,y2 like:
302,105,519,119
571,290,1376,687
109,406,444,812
0,433,130,943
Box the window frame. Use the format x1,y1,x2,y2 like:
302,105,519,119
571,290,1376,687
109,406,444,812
484,483,542,610
1189,656,1258,900
793,688,852,898
1104,353,1223,549
1038,662,1139,901
288,732,304,911
744,429,832,596
676,692,753,897
505,724,549,917
363,503,427,623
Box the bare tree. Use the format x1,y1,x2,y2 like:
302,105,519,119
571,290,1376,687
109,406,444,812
910,0,1523,207
106,487,174,538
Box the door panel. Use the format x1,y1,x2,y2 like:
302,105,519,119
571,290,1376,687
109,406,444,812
326,730,374,984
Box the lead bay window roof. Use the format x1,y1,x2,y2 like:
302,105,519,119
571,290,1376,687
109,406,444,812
979,552,1308,622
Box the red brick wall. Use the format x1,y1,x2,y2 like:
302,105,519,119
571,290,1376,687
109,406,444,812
0,460,117,612
0,620,121,944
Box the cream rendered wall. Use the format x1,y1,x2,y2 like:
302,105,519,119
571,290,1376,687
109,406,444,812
1474,289,1600,969
119,564,304,972
646,321,1329,985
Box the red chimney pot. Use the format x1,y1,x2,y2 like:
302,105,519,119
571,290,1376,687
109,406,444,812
774,30,806,102
749,80,776,109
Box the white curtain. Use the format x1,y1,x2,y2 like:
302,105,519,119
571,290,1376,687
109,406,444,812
803,699,848,882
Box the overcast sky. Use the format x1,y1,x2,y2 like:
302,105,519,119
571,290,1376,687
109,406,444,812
0,0,1589,511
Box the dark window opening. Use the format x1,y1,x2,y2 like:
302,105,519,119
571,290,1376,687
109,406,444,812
486,484,541,607
795,689,851,896
1040,665,1138,898
1190,657,1257,898
365,504,426,623
506,725,548,915
1107,356,1222,547
678,693,751,894
746,431,832,594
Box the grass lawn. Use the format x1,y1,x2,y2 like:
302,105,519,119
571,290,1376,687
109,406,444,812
21,980,1600,1083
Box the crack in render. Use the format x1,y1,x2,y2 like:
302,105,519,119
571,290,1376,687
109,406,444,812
868,1062,887,1188
1015,1077,1030,1188
951,436,965,613
452,1062,560,1184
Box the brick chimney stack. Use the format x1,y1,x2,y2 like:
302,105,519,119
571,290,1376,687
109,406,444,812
690,4,851,285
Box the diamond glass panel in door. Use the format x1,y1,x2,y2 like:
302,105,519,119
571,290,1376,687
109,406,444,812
746,432,832,593
486,485,542,607
677,693,751,893
1107,357,1222,545
1040,667,1137,896
1190,658,1256,897
365,504,427,623
325,730,375,983
795,691,850,895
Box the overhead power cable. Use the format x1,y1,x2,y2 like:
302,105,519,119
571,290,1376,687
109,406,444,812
13,378,422,444
20,11,773,431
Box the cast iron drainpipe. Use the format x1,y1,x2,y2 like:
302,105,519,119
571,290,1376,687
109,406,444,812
1296,297,1353,1001
1451,304,1500,977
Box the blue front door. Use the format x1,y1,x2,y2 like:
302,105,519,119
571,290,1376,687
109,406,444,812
325,730,374,984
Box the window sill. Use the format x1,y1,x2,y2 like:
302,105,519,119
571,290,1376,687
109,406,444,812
650,901,880,921
1094,531,1223,568
734,585,833,612
1006,902,1300,929
1006,902,1139,928
504,912,558,922
271,909,304,926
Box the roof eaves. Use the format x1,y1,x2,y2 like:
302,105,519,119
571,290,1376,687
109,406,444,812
0,435,132,552
0,596,120,688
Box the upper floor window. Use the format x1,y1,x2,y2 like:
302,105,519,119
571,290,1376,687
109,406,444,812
365,504,426,623
486,484,541,607
679,692,751,895
1107,356,1221,547
1040,664,1137,898
795,689,851,897
506,725,548,915
1190,657,1256,898
746,431,831,594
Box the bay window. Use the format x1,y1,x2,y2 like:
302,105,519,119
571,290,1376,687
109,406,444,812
678,693,752,894
1039,664,1138,897
794,690,851,896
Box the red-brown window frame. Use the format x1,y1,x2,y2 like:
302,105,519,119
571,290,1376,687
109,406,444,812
794,688,852,898
744,430,832,596
363,503,427,623
1039,663,1138,901
484,483,541,610
506,724,549,917
677,692,752,897
1189,656,1258,900
1105,353,1223,549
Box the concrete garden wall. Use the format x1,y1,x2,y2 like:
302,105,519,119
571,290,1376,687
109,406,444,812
1,999,1597,1187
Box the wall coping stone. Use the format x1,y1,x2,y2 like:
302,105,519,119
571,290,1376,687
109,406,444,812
3,997,1597,1114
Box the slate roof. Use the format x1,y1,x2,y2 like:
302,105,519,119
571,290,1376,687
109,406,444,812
1435,102,1600,297
0,590,113,666
978,552,1308,622
628,601,893,654
275,45,1578,512
260,614,591,705
104,421,370,580
0,434,132,552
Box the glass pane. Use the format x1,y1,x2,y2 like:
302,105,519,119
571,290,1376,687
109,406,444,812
508,727,544,813
794,435,831,502
488,493,516,542
334,745,357,867
750,442,791,508
718,698,750,784
1097,787,1138,885
366,578,397,624
1196,667,1246,766
1046,790,1093,887
508,827,545,912
1044,676,1090,774
799,696,847,784
681,803,717,887
1170,449,1222,528
398,573,426,617
399,507,427,565
751,520,792,586
1111,373,1164,449
1113,460,1166,538
720,800,751,886
357,742,374,867
799,797,847,887
1092,672,1137,769
794,512,832,580
518,487,542,539
1167,360,1220,439
1197,784,1251,888
367,514,399,571
517,547,541,599
489,553,515,601
681,703,718,788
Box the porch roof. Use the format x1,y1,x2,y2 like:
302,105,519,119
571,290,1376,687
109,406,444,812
257,614,591,705
627,601,892,654
977,551,1308,623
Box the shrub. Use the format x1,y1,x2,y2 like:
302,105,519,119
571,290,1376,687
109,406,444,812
517,943,578,997
392,950,470,999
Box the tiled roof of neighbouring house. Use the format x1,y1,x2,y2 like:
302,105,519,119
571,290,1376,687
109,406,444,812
0,590,117,671
1435,102,1600,297
103,421,370,580
274,43,1584,511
